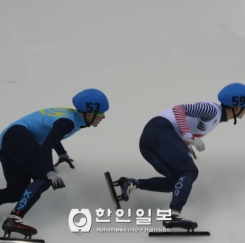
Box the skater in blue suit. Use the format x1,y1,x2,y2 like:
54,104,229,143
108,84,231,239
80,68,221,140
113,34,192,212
119,83,245,229
0,88,109,236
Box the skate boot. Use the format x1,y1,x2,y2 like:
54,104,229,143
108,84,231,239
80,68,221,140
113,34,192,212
121,178,138,201
162,211,198,231
2,215,37,238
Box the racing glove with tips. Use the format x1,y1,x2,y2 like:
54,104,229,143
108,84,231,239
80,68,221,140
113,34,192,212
186,137,205,152
47,171,65,190
54,153,74,169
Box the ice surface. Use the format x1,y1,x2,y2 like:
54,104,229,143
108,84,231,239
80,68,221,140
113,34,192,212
1,1,245,242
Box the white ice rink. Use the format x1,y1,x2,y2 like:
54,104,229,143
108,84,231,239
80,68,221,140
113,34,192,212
1,1,245,242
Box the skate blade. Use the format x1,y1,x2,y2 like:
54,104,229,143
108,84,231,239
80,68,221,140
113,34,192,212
149,231,210,237
0,237,45,242
104,172,122,210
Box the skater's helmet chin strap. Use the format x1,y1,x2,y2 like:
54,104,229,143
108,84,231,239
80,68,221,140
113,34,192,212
79,112,104,127
231,107,244,125
221,104,244,125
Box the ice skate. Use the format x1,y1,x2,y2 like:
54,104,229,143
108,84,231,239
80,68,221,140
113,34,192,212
148,211,210,237
2,215,37,238
105,172,138,209
121,178,138,201
162,211,197,230
104,172,124,209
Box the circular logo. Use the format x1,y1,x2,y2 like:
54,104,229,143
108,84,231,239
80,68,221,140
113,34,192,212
74,214,87,227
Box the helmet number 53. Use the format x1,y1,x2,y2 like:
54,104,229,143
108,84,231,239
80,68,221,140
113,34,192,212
86,102,100,113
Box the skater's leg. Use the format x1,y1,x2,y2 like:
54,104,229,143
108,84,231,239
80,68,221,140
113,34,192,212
169,167,198,212
0,156,50,215
1,125,51,218
139,117,199,212
137,117,180,192
121,151,178,200
0,153,30,205
137,149,178,192
138,177,176,192
12,179,50,217
148,126,198,212
122,117,179,200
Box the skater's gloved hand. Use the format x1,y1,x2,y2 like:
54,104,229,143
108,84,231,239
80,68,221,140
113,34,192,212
186,137,205,152
188,145,197,159
47,171,65,190
54,153,74,169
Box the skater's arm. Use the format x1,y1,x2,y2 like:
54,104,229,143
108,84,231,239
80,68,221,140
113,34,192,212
53,135,75,168
53,142,75,169
179,103,217,120
53,142,66,156
40,118,74,172
172,102,218,139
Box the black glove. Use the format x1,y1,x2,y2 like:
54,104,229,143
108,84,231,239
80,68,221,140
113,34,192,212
54,153,75,169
